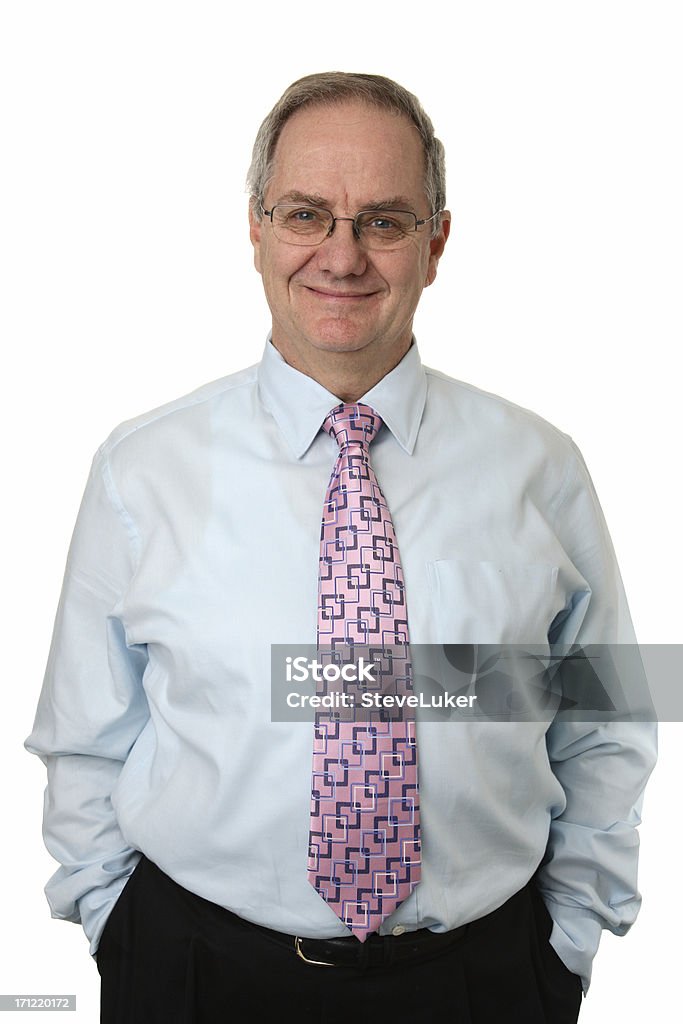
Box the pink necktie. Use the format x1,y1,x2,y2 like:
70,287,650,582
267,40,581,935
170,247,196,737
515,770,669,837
307,402,421,940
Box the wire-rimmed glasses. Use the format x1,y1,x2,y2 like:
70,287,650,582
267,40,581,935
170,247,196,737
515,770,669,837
260,203,441,251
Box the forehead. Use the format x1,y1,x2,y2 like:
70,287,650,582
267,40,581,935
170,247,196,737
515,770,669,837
267,100,427,207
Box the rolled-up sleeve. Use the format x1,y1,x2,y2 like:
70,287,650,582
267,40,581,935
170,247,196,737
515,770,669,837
25,445,149,953
538,439,658,991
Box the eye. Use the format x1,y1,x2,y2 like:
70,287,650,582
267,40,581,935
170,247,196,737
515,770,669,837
286,207,324,224
368,216,401,231
357,211,414,239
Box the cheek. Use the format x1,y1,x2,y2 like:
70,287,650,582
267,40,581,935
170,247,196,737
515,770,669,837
382,249,430,298
262,247,310,294
392,267,429,304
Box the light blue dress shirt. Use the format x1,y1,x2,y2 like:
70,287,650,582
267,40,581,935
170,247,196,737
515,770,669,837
26,338,656,992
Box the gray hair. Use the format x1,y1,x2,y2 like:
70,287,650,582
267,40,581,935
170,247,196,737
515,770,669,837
247,72,446,235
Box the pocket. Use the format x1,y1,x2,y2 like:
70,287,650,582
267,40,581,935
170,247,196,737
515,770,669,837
530,886,584,1006
426,559,560,645
96,855,145,960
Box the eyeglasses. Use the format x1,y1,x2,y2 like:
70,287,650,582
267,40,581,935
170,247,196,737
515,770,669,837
260,203,441,251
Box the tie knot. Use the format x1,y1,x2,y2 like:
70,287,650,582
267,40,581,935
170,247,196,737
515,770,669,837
323,403,382,451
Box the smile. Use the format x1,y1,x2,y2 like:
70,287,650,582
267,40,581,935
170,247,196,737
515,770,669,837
304,287,377,301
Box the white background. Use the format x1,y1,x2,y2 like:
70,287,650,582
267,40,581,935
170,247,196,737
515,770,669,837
1,1,681,1019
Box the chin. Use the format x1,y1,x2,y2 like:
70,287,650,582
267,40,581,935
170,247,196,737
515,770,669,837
305,322,381,354
311,336,376,354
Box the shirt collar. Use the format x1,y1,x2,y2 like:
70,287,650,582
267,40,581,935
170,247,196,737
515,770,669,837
257,336,427,459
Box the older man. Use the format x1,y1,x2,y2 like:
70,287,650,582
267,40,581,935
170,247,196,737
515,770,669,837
27,73,656,1023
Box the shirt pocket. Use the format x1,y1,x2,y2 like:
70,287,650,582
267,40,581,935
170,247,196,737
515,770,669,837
426,558,560,645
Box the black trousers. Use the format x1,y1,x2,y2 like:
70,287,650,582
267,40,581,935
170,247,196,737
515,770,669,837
97,856,583,1023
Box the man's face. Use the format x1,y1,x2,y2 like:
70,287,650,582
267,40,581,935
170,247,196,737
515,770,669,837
249,101,450,375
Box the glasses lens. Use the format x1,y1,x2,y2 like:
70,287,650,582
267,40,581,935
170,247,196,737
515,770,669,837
267,205,421,249
356,211,417,249
271,206,331,245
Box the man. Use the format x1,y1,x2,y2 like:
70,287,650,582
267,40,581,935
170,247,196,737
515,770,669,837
27,72,656,1023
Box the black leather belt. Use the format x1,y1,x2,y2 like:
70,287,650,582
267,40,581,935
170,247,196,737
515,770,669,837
236,884,526,969
251,919,468,969
293,926,468,968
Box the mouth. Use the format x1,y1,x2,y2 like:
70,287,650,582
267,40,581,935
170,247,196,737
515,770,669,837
304,286,378,302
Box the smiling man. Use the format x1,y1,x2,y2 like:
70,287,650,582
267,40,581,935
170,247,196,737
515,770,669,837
249,99,449,400
26,73,656,1024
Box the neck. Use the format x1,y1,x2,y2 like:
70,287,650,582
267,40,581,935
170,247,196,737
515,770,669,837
272,337,411,402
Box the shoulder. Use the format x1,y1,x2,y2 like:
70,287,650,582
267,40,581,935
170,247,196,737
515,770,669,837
421,364,588,510
423,363,577,459
97,362,259,462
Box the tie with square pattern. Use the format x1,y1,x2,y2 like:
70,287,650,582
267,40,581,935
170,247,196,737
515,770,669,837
307,402,421,941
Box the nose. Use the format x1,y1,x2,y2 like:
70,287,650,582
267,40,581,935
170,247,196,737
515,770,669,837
313,218,369,277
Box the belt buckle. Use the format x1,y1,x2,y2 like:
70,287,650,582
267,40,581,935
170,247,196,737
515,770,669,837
294,936,336,967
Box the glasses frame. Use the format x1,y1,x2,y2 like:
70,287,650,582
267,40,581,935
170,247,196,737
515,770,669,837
260,203,441,248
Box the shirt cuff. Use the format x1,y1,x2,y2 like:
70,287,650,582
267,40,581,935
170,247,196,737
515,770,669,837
546,902,604,994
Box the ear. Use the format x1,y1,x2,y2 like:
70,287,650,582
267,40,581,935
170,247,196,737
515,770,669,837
424,211,451,287
248,200,263,274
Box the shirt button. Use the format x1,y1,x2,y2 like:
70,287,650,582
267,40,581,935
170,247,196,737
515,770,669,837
392,924,406,936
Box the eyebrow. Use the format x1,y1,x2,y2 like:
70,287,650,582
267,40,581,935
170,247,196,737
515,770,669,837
273,190,418,212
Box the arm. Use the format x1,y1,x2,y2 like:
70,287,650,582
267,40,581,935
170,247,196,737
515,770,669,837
25,445,149,954
538,438,657,991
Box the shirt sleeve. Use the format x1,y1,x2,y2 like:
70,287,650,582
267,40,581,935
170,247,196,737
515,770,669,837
25,444,149,954
537,438,658,992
